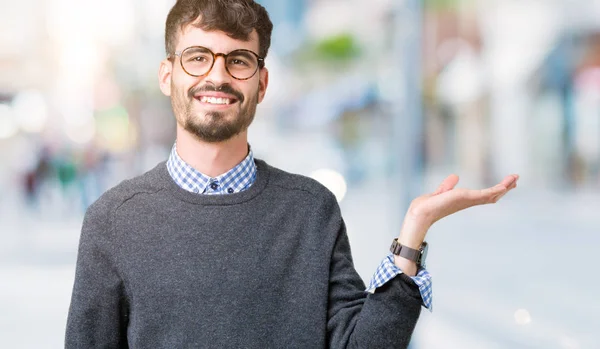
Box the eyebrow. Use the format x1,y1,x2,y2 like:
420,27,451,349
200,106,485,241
183,47,211,53
180,45,258,55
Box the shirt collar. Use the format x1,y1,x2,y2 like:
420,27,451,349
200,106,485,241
166,142,257,195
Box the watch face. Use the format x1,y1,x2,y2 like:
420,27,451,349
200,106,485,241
419,242,429,266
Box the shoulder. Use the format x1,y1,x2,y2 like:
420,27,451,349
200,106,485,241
84,162,166,227
258,159,339,208
258,160,344,246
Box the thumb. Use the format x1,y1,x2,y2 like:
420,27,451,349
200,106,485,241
432,174,460,195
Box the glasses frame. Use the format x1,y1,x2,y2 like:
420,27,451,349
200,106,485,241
171,46,265,81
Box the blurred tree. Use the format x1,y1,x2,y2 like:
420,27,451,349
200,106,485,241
313,33,361,61
425,0,475,10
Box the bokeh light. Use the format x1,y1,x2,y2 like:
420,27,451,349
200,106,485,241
64,116,96,144
0,104,18,139
514,309,532,326
310,168,348,202
12,90,48,133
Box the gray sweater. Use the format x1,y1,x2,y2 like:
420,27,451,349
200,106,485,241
65,160,422,348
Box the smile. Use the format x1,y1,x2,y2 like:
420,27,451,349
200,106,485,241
196,96,237,105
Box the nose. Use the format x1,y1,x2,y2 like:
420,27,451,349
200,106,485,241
204,54,232,85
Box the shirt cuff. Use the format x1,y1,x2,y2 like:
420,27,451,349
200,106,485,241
365,253,433,311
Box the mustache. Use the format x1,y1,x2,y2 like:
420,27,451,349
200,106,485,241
189,84,244,103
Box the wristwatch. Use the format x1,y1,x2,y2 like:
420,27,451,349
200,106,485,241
390,239,428,267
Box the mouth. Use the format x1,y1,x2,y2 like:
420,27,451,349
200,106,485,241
195,95,238,106
192,89,241,109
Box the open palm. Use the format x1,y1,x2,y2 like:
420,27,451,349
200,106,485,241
402,174,519,240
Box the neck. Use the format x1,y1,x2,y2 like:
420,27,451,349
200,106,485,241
175,126,249,178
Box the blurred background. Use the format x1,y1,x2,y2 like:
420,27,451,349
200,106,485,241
1,0,599,347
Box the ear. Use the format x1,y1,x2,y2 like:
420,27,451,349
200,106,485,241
257,67,269,104
159,59,173,96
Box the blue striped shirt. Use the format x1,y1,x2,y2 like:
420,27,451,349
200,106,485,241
166,143,432,310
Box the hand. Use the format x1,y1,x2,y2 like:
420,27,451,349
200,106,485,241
398,174,519,248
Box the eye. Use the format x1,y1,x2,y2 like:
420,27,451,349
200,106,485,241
183,51,212,63
230,59,249,66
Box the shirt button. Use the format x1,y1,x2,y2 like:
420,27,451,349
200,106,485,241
210,182,219,190
227,188,234,194
193,188,200,193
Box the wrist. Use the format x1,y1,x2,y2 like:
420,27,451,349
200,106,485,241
390,238,428,275
393,255,417,277
398,215,431,249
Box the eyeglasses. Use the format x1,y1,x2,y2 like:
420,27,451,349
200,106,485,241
171,46,265,81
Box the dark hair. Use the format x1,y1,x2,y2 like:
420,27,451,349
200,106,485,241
165,0,273,62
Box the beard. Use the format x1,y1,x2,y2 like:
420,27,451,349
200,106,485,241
172,83,258,143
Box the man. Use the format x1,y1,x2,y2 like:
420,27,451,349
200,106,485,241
65,0,519,348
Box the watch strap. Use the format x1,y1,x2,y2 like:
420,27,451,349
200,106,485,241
390,238,424,264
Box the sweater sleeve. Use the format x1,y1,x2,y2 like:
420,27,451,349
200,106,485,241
326,218,422,349
65,202,129,348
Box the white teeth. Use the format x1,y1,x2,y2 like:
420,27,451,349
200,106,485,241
199,96,231,105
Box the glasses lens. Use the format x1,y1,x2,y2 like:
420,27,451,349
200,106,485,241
181,47,214,76
226,50,259,79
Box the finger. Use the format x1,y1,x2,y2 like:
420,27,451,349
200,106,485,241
481,183,506,197
474,184,508,205
497,175,518,197
488,179,518,203
494,181,518,201
433,174,459,195
499,174,519,188
481,174,518,197
507,181,517,190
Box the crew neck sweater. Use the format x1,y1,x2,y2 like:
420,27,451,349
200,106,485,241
65,159,422,348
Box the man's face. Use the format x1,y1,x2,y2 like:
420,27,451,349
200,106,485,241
159,25,268,143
